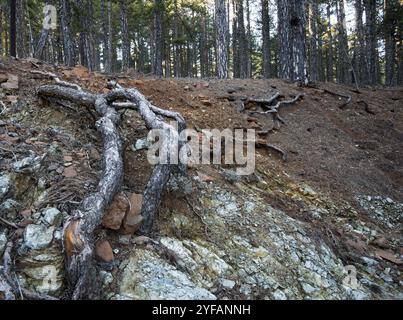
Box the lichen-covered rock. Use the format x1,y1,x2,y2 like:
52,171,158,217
0,199,21,219
0,230,7,256
0,174,13,201
118,249,216,300
17,247,65,295
41,207,62,227
23,224,55,250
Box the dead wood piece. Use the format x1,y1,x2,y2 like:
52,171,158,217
256,141,287,161
248,92,280,106
323,88,352,109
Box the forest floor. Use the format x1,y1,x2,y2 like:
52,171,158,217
0,57,402,300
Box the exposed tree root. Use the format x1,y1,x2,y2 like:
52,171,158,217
322,88,352,109
37,79,186,299
256,140,288,161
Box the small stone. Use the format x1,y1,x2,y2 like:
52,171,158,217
63,155,73,162
63,162,73,167
41,208,62,226
385,197,393,204
118,235,131,245
13,155,41,173
221,279,236,289
1,74,19,90
20,209,32,218
0,231,7,256
5,95,18,103
24,224,55,250
372,236,389,249
0,175,12,201
62,166,77,178
102,192,129,230
197,172,215,182
200,99,212,106
132,138,150,151
121,193,143,234
95,240,114,262
302,283,317,294
0,199,20,219
90,147,101,160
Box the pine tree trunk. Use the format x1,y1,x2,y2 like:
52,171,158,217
326,2,334,82
101,0,113,73
364,0,377,85
10,0,17,57
234,0,248,78
246,0,252,77
120,0,131,71
384,0,398,86
277,0,291,79
261,0,271,78
354,0,368,84
16,0,25,58
153,0,163,77
215,0,228,78
289,0,307,82
308,0,319,82
60,0,75,67
336,0,350,84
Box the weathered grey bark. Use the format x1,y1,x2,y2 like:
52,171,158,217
234,0,248,78
326,3,334,82
34,12,50,60
246,0,252,77
354,0,368,85
120,0,131,71
215,0,228,78
261,0,271,78
16,0,25,58
364,0,377,85
308,0,319,82
336,0,350,84
10,0,16,57
60,0,75,67
101,0,113,73
38,77,185,299
277,0,291,79
277,0,307,82
384,0,398,86
153,0,163,77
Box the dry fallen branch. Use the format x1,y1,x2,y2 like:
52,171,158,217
323,88,352,109
38,79,185,299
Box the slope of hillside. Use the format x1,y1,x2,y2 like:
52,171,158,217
0,57,402,300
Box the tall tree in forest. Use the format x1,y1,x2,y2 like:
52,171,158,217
101,0,113,73
215,0,228,78
120,0,131,71
277,0,307,82
60,0,75,67
16,0,26,58
153,0,163,76
10,0,16,57
233,0,248,78
336,0,350,84
354,0,368,84
384,0,398,86
34,5,52,60
261,0,271,78
308,0,319,82
277,0,291,79
326,2,334,82
364,0,377,85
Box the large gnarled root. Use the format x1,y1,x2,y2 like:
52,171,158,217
38,80,185,299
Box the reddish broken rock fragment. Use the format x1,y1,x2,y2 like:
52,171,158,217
95,240,114,262
101,192,129,230
121,193,143,235
63,166,77,178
